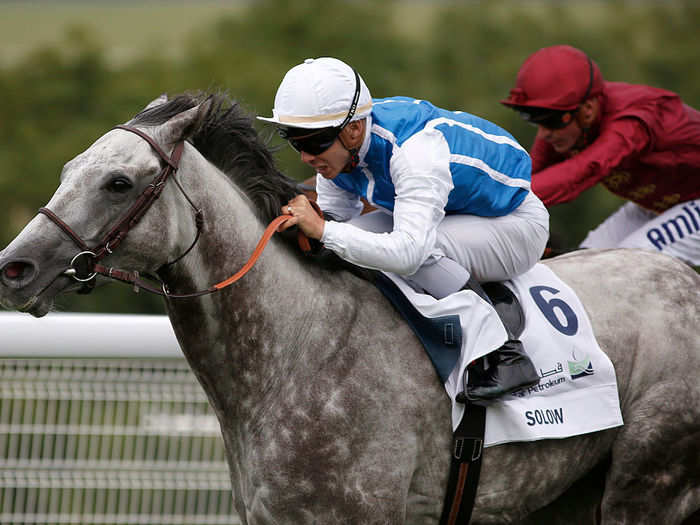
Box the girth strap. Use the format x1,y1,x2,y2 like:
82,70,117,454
440,402,486,525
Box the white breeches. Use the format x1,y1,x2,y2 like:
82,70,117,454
348,191,550,298
580,200,700,266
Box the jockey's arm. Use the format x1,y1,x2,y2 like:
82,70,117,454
320,129,452,276
531,117,651,206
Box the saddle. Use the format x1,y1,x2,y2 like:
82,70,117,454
373,273,525,383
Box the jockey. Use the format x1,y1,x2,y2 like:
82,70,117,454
258,57,549,402
501,45,700,266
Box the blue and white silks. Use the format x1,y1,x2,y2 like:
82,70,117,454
319,97,536,277
331,96,531,216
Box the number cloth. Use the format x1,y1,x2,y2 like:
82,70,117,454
382,263,623,445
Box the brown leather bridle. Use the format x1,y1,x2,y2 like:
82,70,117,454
37,125,309,299
38,125,209,296
41,124,190,263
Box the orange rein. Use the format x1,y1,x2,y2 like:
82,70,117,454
94,213,314,298
94,200,323,298
213,199,322,291
213,214,293,290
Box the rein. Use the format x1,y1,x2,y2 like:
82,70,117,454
38,125,300,299
95,214,293,299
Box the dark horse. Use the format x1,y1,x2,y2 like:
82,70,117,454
0,92,698,524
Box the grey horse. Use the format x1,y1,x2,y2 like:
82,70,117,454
0,93,698,524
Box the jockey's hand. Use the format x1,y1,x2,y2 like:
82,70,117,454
279,194,325,240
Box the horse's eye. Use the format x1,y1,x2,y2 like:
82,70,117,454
107,176,133,193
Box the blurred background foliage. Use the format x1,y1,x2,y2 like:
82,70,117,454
0,0,698,314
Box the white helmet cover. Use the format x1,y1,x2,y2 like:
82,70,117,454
257,57,372,129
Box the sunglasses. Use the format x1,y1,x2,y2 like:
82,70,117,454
518,109,575,130
278,126,340,155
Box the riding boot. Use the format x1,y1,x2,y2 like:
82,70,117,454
460,277,540,403
464,339,540,402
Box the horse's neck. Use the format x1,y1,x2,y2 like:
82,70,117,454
163,155,324,422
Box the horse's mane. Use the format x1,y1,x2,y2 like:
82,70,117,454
130,91,300,225
131,91,373,280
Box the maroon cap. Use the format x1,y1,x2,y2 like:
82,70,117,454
501,45,604,111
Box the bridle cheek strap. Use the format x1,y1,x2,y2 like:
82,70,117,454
98,141,185,260
94,208,321,298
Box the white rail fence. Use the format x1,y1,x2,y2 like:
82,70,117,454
0,312,240,525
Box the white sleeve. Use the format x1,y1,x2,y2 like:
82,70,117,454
315,173,364,221
321,128,454,276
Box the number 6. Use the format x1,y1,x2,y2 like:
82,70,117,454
529,286,579,336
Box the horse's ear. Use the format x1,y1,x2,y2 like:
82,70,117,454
124,94,169,125
158,99,212,145
142,94,168,111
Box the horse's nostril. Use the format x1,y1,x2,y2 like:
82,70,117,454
5,263,22,279
2,261,34,282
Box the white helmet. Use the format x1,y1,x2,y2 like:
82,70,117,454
257,57,372,129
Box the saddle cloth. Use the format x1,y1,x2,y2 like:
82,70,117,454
381,263,624,447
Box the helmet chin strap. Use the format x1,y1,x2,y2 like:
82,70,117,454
572,97,600,152
338,129,360,173
573,118,590,152
578,127,591,149
341,148,360,173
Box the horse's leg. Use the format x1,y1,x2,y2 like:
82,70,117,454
600,381,700,524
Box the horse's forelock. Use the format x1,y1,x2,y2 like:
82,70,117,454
131,91,300,224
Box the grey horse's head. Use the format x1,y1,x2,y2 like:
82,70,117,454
0,92,301,316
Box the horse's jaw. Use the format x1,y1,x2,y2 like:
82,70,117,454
0,273,72,317
2,289,51,317
0,256,88,317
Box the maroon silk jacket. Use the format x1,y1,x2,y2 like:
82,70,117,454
531,82,700,213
